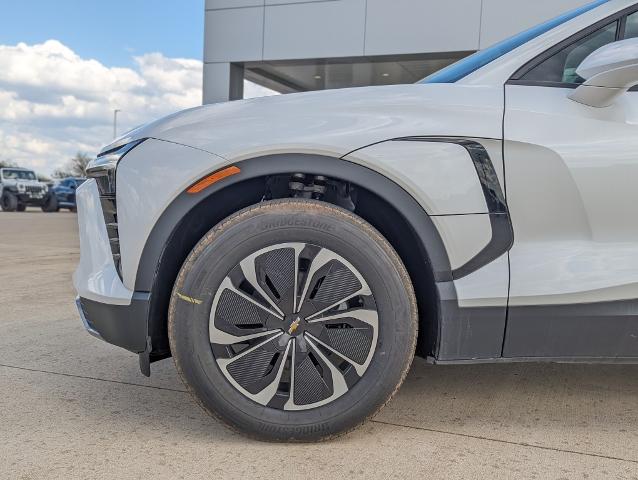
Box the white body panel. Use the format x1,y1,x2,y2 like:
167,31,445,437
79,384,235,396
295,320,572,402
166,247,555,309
110,83,504,162
431,215,492,271
111,86,504,292
344,136,507,306
454,254,510,308
115,134,506,306
505,85,638,306
116,139,226,289
343,140,488,215
73,180,133,305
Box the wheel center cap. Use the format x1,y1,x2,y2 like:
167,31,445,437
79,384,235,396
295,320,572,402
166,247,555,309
286,316,303,336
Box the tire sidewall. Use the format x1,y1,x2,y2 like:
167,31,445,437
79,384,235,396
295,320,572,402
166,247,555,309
169,200,417,440
41,193,58,212
1,191,18,212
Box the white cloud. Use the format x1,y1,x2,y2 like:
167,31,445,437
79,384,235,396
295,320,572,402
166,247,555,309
0,40,277,175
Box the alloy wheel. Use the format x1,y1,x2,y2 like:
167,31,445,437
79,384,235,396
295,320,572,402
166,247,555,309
209,242,379,411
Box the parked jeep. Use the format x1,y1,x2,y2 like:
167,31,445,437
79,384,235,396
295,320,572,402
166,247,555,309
0,167,57,212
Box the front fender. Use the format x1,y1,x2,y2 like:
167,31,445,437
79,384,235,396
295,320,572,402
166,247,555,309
116,139,513,364
121,147,454,292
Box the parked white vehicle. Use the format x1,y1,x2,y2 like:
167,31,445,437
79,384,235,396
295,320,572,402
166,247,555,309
0,167,56,212
74,0,638,441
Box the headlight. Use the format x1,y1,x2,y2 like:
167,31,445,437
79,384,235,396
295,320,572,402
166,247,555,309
86,139,145,196
42,184,48,192
17,183,25,192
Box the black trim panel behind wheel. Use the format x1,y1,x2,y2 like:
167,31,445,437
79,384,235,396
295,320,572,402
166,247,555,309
504,300,638,358
394,137,514,280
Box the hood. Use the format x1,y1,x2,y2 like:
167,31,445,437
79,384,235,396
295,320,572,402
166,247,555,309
103,83,503,161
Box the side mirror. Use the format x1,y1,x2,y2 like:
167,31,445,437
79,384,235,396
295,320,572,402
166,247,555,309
569,38,638,108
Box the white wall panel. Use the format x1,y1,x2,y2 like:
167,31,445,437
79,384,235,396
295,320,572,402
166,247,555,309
203,63,244,104
263,0,366,60
204,7,264,62
365,0,481,56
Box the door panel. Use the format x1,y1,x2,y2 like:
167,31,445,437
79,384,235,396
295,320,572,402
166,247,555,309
503,84,638,358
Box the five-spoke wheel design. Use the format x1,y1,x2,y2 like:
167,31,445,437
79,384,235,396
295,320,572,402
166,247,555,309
210,243,378,410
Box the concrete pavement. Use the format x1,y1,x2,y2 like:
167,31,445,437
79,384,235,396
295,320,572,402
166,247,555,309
1,211,637,479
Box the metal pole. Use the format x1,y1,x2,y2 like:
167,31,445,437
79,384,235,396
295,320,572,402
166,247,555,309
113,109,121,139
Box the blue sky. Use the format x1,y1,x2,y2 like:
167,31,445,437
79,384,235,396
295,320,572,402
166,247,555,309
0,0,204,67
0,1,275,174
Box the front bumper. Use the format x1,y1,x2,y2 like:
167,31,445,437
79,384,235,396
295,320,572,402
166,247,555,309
73,179,150,355
76,294,150,353
17,191,47,204
75,297,102,340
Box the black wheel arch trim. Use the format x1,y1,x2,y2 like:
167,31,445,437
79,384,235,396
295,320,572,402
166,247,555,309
136,138,512,291
134,152,456,292
135,152,460,365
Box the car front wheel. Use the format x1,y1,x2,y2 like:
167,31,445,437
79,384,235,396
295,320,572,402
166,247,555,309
168,199,417,441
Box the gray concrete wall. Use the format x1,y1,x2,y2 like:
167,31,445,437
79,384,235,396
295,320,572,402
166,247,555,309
203,0,590,103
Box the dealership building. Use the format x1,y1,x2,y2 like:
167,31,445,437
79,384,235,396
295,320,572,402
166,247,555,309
203,0,590,104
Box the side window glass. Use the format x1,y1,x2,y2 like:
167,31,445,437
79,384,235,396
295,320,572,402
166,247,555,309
521,21,618,85
625,12,638,39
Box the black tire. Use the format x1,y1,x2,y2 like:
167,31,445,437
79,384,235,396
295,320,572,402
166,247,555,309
169,199,417,442
41,193,59,212
1,191,18,212
16,203,26,212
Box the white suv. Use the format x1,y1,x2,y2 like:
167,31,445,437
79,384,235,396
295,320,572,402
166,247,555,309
74,0,638,441
0,167,55,212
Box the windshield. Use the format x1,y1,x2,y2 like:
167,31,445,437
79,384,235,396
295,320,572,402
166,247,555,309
420,0,610,84
2,169,36,180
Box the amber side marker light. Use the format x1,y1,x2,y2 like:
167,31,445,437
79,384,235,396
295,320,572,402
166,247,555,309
187,165,241,194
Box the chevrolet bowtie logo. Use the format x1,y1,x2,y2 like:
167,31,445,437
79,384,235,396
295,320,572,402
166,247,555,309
288,317,301,335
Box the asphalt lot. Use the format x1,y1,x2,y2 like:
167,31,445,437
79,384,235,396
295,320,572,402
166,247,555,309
1,210,637,479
